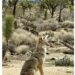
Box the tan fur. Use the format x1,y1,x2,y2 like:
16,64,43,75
20,35,49,75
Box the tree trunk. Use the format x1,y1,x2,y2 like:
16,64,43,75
58,6,62,22
13,4,16,17
44,9,47,20
51,8,54,18
12,0,19,17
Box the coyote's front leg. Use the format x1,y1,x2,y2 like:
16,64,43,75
38,64,44,75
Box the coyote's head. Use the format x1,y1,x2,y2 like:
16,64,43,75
38,34,50,46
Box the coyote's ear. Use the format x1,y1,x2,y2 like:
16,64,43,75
45,35,48,40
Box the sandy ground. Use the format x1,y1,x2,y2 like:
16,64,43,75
3,60,73,75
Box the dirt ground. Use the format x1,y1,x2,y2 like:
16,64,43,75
2,60,73,75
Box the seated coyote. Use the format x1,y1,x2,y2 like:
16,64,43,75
20,34,50,75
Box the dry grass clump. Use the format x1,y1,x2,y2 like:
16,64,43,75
61,20,74,28
10,28,38,46
15,45,30,55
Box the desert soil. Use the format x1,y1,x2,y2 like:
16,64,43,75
3,60,73,75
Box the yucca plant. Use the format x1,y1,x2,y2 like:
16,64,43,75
3,15,14,60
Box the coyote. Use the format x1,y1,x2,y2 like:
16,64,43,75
20,35,50,75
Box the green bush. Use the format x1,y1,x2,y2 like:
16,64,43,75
55,55,74,66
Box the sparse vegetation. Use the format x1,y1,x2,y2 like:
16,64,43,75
2,0,74,75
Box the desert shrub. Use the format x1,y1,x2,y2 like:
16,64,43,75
49,22,59,31
61,8,71,21
36,12,41,18
2,41,7,59
15,45,30,55
25,21,36,29
10,28,37,46
21,18,27,25
2,37,16,55
61,20,74,28
46,19,59,31
37,19,59,31
14,18,25,29
61,33,74,45
24,13,36,21
55,55,74,66
8,41,16,55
